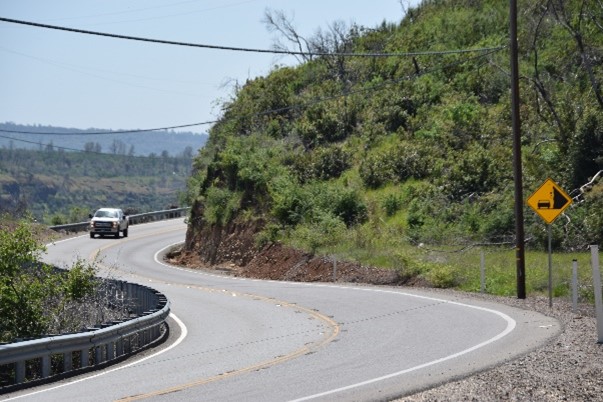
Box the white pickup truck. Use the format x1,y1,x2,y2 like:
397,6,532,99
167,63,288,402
89,208,129,238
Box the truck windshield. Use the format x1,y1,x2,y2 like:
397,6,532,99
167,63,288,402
95,210,117,218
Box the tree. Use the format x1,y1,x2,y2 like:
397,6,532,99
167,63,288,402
0,219,51,340
263,9,313,63
109,139,127,155
181,145,194,159
549,0,603,109
84,142,95,152
0,219,113,342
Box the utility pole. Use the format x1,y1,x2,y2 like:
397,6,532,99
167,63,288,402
510,0,526,299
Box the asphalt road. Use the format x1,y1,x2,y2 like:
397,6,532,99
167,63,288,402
2,219,560,401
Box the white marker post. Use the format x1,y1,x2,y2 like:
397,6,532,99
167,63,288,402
572,259,578,314
480,250,485,294
591,245,603,343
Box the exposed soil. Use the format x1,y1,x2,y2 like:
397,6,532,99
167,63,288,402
168,241,409,285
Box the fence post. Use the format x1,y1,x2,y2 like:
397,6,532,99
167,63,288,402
591,245,603,343
480,250,486,293
332,256,337,282
572,259,578,314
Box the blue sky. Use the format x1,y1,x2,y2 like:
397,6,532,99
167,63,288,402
0,0,421,134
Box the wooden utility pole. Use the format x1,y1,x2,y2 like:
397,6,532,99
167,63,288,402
510,0,526,299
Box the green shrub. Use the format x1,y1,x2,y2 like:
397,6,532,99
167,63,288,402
203,186,241,225
359,141,431,189
64,258,97,300
424,264,458,288
269,175,309,226
0,220,103,341
332,188,368,227
290,213,347,254
382,193,403,216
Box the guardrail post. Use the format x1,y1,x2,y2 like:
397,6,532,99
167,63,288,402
64,352,73,372
41,354,51,378
116,338,124,357
80,348,88,368
95,346,102,365
107,342,115,361
0,270,171,392
15,360,25,384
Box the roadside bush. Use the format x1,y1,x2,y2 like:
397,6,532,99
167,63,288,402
0,220,111,342
290,145,351,183
359,141,430,189
382,193,403,217
203,186,242,226
0,219,50,341
269,175,309,226
442,144,500,200
289,212,347,254
332,188,368,227
424,264,459,288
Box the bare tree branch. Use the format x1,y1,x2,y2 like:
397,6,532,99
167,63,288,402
263,9,312,63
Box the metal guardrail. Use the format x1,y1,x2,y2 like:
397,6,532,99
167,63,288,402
0,278,170,391
49,207,190,233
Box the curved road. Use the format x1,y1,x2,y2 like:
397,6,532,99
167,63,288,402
3,219,559,401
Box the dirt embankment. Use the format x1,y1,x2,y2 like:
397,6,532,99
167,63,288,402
168,214,404,285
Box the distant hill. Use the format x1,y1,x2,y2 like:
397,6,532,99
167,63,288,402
0,122,208,157
0,145,194,223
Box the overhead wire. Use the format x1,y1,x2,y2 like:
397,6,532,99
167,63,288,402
0,133,194,159
1,47,504,138
0,16,506,153
0,121,218,136
0,17,505,58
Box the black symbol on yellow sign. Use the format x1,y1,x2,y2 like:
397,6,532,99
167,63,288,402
527,178,573,224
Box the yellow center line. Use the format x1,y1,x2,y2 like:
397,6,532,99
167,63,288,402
115,286,340,401
87,225,185,262
86,225,341,401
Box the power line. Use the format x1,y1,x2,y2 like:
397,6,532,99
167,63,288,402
0,17,505,58
0,121,216,136
0,133,189,158
0,48,502,158
0,47,503,137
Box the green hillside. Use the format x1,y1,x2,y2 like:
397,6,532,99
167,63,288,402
183,0,602,280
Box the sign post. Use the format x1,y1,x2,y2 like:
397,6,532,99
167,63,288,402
591,245,603,343
527,178,573,307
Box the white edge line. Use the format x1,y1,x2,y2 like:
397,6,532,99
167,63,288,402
6,236,189,401
290,300,515,401
3,313,187,401
33,237,517,401
154,242,517,402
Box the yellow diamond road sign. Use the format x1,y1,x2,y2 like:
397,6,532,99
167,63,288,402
527,178,573,224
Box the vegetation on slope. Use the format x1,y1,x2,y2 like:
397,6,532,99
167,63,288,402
183,0,602,289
